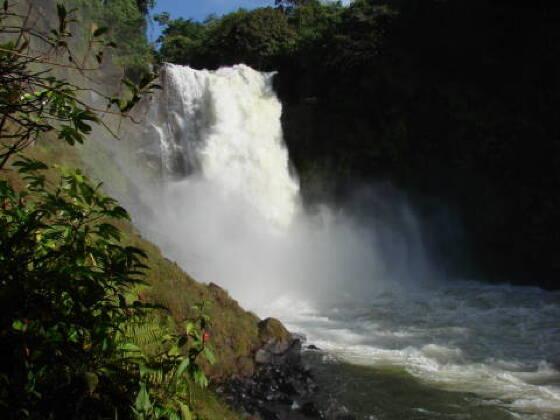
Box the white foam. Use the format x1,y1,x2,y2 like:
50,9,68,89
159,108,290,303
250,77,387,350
272,285,560,417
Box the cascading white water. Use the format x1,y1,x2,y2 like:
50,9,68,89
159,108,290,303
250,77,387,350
136,64,431,305
123,64,560,419
149,64,299,227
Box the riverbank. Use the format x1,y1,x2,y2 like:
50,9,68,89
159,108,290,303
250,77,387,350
218,322,358,420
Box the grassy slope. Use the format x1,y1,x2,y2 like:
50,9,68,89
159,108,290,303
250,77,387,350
3,3,265,417
2,135,254,419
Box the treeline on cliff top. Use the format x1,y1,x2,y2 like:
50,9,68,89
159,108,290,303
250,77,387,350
155,0,560,289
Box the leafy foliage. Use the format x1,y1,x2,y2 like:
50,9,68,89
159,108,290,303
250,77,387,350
154,15,207,66
70,0,155,80
0,161,214,418
124,305,215,419
156,8,297,70
0,0,159,170
0,1,215,418
0,160,145,417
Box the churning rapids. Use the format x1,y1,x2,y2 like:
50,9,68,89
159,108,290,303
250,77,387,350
119,64,560,419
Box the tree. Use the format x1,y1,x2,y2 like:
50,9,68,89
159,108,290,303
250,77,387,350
155,7,297,70
0,0,160,169
0,160,215,417
154,15,207,65
201,8,297,69
0,159,149,417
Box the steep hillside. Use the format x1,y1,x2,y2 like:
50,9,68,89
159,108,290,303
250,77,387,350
1,1,272,417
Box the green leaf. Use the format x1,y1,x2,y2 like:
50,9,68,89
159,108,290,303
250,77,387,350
175,357,190,378
12,320,26,332
193,368,208,388
109,206,129,220
97,223,121,241
179,402,192,420
184,322,195,335
67,328,79,343
13,158,48,173
168,345,181,357
59,125,83,145
203,347,216,365
134,382,152,414
119,342,142,354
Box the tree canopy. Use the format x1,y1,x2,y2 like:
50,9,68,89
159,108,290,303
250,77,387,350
156,7,298,69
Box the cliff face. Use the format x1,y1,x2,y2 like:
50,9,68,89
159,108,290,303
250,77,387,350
268,3,560,290
274,64,560,290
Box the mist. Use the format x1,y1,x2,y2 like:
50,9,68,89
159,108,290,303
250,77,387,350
90,64,560,416
103,63,438,315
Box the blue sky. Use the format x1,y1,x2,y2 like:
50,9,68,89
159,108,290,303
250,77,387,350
148,0,275,41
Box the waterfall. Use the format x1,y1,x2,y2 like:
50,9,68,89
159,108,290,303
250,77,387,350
147,64,299,227
117,64,560,418
131,63,434,307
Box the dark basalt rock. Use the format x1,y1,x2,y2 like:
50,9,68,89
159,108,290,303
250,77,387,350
301,401,321,417
219,330,356,420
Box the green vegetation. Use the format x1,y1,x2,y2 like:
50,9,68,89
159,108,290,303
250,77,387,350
156,0,560,289
70,0,154,80
0,1,255,418
2,139,252,419
156,7,297,69
0,159,212,418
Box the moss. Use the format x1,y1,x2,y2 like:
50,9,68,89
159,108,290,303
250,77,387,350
191,389,243,420
258,317,290,344
123,230,262,380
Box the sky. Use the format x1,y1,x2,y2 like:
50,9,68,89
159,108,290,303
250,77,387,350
148,0,275,41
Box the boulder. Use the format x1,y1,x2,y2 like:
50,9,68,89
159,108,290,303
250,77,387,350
255,349,273,365
258,318,291,344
